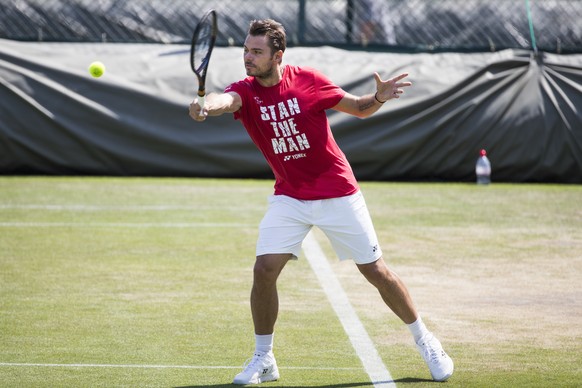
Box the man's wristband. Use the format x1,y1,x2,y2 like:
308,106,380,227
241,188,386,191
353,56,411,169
374,92,386,104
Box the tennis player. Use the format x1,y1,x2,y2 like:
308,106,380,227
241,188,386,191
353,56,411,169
189,18,454,385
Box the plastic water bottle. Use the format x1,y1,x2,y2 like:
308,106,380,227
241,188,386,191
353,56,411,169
475,149,491,184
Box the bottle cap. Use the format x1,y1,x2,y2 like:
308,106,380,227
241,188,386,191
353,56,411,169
480,149,487,156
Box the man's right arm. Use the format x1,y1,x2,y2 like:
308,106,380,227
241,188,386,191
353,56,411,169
189,91,242,122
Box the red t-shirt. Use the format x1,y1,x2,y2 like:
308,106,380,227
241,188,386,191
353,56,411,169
225,65,359,200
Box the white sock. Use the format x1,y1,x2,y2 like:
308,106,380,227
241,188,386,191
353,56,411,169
255,333,274,354
407,317,430,343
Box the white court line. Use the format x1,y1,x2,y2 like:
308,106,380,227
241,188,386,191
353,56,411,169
0,222,252,228
0,204,201,211
0,204,252,211
303,231,396,388
0,362,359,371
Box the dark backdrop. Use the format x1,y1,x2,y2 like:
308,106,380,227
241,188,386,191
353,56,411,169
1,40,581,183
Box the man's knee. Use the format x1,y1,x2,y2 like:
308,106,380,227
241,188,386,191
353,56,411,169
357,257,394,285
253,254,291,282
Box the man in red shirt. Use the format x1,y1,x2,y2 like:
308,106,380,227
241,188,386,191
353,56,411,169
189,19,453,385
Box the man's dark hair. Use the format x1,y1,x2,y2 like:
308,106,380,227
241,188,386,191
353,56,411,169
248,19,287,55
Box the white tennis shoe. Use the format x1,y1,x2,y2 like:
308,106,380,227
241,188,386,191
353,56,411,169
232,351,279,385
416,332,454,382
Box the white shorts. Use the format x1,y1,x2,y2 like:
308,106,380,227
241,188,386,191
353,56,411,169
256,191,382,264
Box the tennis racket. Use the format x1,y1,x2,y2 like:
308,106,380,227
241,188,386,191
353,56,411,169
190,9,217,109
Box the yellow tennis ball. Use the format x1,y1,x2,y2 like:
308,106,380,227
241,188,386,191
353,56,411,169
88,61,105,78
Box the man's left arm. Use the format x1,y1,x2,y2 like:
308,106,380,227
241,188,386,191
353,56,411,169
332,72,411,118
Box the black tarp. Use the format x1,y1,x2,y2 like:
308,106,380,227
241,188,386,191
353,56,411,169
1,39,581,182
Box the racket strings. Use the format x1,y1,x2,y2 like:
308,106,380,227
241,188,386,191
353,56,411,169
192,22,213,74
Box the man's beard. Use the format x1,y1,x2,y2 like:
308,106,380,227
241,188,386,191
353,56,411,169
247,62,276,80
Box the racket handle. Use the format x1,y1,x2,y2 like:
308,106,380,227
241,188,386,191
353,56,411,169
198,95,205,110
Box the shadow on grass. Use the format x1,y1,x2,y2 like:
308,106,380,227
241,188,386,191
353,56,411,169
175,377,434,387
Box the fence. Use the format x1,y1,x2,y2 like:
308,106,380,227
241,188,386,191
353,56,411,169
1,0,581,53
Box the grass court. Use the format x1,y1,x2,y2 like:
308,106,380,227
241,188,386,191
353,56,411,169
1,177,580,387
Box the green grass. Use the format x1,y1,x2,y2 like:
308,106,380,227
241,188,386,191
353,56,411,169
0,177,581,387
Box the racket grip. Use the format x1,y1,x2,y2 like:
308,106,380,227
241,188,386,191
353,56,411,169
198,95,205,110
